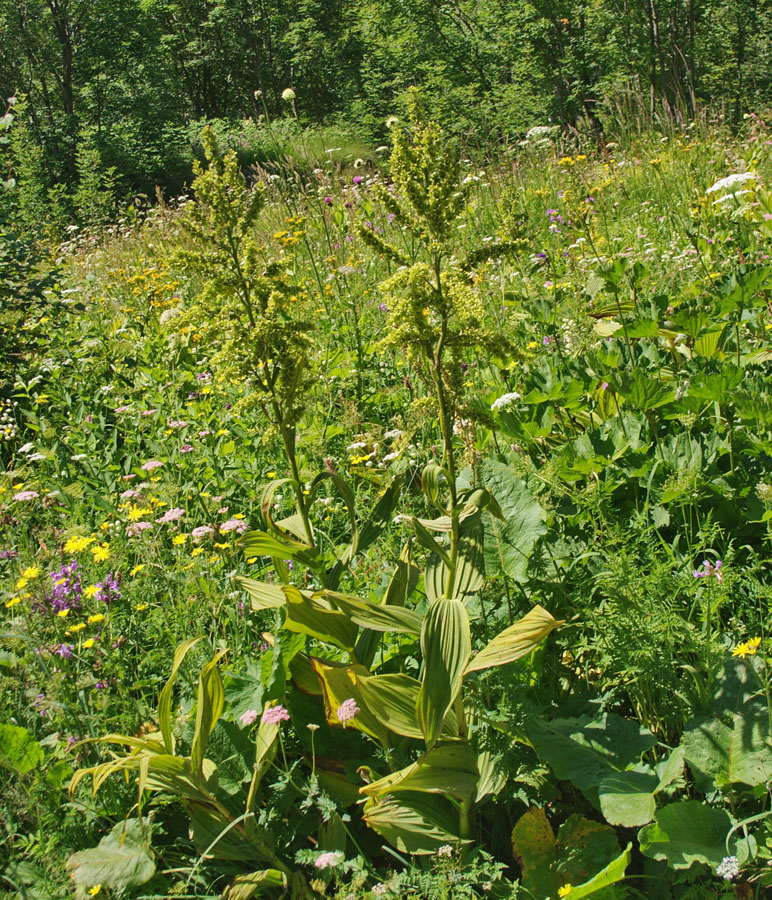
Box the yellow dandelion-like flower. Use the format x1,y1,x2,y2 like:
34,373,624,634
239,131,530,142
558,156,575,167
732,642,751,658
4,597,22,609
127,505,153,521
172,534,187,545
129,564,145,576
135,602,149,611
191,547,204,557
266,471,277,478
83,638,95,649
88,885,102,897
57,609,70,618
69,623,86,634
84,585,98,599
21,566,41,579
747,637,762,653
91,543,110,562
15,577,28,590
64,535,95,553
87,613,104,625
558,886,572,897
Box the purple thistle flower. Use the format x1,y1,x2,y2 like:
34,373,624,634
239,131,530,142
352,175,364,185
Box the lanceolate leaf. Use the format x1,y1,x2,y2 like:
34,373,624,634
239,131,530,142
360,742,479,802
236,577,291,610
318,589,423,635
158,637,203,755
190,650,227,780
283,585,358,650
362,791,464,854
417,597,471,747
465,605,561,674
356,672,458,739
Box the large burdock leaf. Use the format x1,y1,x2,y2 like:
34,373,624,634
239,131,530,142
639,801,749,870
480,461,546,581
680,704,772,791
0,723,43,775
416,597,471,747
464,605,561,674
67,819,155,898
598,770,658,827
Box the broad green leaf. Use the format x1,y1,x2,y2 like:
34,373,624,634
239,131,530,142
527,714,656,804
465,605,561,673
598,770,657,827
420,462,444,510
158,637,203,754
283,585,358,650
361,742,479,802
67,819,155,899
475,750,507,802
0,723,43,775
417,597,471,747
411,517,451,568
188,804,264,861
610,370,675,412
362,790,463,854
638,801,746,869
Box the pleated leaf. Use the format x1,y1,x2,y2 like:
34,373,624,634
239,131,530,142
465,605,561,674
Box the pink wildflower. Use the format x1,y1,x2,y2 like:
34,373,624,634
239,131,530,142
261,705,291,725
239,709,259,726
156,507,185,524
13,490,40,501
315,851,344,869
180,444,194,453
127,521,153,536
336,698,360,724
141,460,163,472
220,518,248,534
191,525,215,541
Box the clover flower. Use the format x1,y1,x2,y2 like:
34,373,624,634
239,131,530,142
261,705,291,725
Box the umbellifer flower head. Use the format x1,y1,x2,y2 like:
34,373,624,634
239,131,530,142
281,87,296,101
716,856,740,881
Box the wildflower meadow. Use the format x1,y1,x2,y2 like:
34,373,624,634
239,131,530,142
1,90,772,900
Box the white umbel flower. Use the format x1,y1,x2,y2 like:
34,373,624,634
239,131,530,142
491,391,522,411
705,172,756,195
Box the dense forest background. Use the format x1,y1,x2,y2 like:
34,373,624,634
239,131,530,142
2,0,772,214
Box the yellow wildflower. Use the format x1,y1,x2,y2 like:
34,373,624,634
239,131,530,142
558,156,575,167
136,602,149,611
69,623,86,634
21,566,40,579
172,534,187,545
57,609,70,618
88,886,101,897
87,613,104,625
127,505,153,521
558,886,572,898
83,638,95,649
266,471,277,478
15,577,28,591
5,597,22,609
84,585,98,599
747,637,762,653
732,642,751,658
191,547,204,557
91,543,110,562
129,564,145,576
64,535,95,553
214,542,231,550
